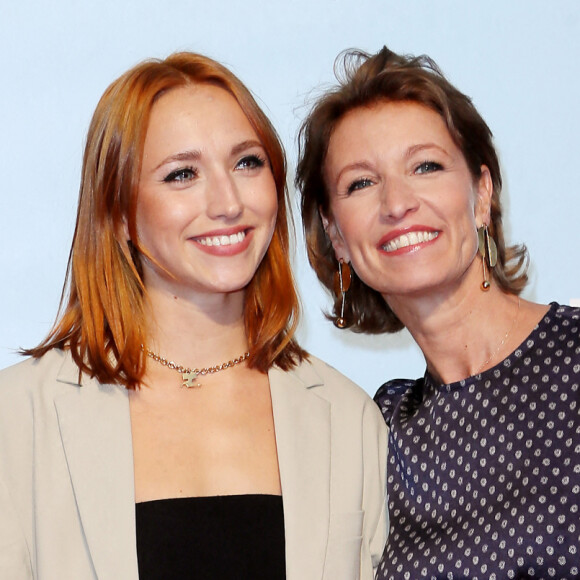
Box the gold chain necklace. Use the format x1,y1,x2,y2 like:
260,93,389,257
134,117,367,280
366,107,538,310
143,348,250,388
475,296,521,374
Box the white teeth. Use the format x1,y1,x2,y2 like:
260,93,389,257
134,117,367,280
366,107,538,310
198,231,246,246
382,231,438,252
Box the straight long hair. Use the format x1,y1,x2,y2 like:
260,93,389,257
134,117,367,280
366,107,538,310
25,52,306,387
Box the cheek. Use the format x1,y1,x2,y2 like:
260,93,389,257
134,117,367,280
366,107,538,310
266,193,279,222
456,199,480,258
136,195,186,243
266,201,279,246
464,200,480,245
443,184,479,233
331,201,366,245
257,180,279,227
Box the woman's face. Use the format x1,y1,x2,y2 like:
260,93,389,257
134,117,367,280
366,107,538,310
135,84,278,299
323,100,492,302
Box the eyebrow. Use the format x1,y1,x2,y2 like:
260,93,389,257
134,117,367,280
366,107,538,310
155,150,201,171
333,161,375,184
153,139,265,172
333,142,452,181
405,143,450,159
230,139,265,157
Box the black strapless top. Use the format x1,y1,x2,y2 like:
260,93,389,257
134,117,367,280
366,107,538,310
135,494,286,579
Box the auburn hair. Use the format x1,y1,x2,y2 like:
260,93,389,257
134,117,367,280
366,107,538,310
296,46,529,334
25,52,306,387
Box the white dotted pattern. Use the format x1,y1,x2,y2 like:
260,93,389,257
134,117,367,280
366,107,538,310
374,303,580,579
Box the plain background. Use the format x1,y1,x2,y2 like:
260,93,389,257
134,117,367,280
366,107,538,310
1,0,579,395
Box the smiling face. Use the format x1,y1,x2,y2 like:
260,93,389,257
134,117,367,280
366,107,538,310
323,100,492,303
134,84,278,300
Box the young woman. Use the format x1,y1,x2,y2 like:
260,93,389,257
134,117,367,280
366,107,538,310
297,46,580,579
0,52,387,580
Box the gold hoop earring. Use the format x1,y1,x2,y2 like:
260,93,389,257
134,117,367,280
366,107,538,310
333,259,351,328
477,224,497,291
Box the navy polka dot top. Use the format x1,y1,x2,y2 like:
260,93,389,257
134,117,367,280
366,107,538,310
374,303,580,580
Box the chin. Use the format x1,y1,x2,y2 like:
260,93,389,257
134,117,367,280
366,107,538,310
379,278,444,300
205,274,255,294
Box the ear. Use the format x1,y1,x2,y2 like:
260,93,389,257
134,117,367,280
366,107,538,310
320,209,351,263
474,165,493,226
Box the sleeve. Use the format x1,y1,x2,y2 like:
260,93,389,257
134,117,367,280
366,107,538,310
360,397,389,577
374,378,419,426
0,476,33,579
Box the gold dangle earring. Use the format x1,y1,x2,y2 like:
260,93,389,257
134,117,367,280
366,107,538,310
333,259,352,328
477,224,497,291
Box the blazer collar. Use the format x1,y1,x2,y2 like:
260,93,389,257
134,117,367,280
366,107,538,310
54,354,139,579
269,360,331,580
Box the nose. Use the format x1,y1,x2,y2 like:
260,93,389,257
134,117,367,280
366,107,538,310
378,177,419,222
206,171,243,220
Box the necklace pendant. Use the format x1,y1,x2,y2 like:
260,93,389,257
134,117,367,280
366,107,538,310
182,371,200,388
143,347,249,390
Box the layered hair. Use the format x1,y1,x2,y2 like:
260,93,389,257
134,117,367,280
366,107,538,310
296,46,529,334
26,52,306,387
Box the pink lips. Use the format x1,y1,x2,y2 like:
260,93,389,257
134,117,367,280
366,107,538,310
191,227,252,256
378,226,440,256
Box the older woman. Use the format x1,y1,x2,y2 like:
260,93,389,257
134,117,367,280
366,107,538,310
297,46,580,579
0,52,387,580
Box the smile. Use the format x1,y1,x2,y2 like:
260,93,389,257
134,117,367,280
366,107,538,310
196,231,246,247
381,230,439,252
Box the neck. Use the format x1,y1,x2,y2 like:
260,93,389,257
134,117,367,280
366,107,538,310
143,285,248,366
387,283,520,385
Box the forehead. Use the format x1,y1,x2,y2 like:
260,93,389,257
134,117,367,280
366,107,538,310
148,83,246,130
141,83,261,165
329,100,453,152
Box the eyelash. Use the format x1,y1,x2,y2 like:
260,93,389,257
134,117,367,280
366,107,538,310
415,161,443,174
162,154,267,184
346,177,374,195
163,166,197,183
344,159,443,194
236,154,267,171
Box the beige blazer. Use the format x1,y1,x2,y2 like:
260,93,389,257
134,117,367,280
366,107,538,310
0,349,387,580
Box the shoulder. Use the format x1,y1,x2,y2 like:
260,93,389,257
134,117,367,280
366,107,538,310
0,350,78,439
549,302,580,332
0,349,72,400
272,355,386,428
0,348,68,379
536,302,580,355
0,349,110,430
0,351,77,493
550,302,580,320
374,377,423,425
291,354,376,404
540,302,580,330
374,377,419,401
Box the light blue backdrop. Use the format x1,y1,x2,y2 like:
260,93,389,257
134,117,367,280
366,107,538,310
1,0,578,395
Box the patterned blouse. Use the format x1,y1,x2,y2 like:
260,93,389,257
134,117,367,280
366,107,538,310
374,303,580,580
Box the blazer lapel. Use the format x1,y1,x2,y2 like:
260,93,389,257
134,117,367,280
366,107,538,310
269,362,331,580
54,359,139,580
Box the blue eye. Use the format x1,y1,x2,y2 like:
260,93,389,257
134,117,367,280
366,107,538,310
163,167,197,183
236,154,266,170
415,161,443,175
347,177,374,194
